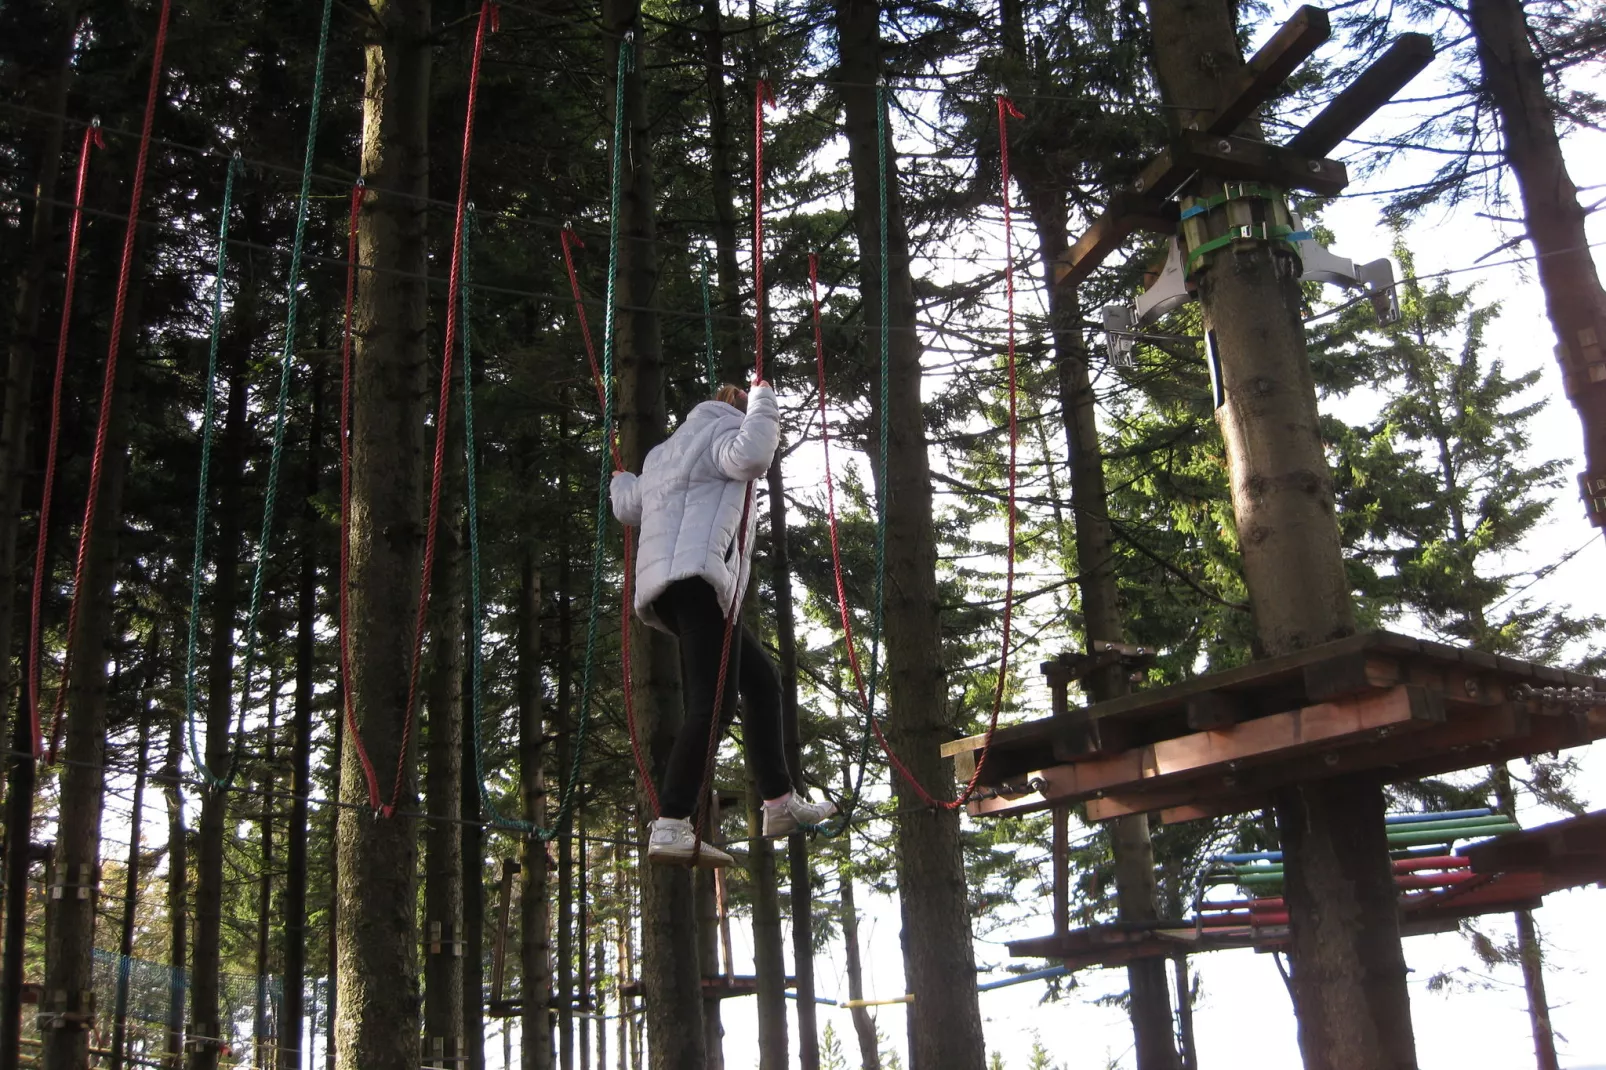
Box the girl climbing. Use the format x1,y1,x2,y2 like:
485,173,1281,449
611,379,836,867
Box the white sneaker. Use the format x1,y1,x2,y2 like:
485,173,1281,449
762,793,838,837
646,817,735,868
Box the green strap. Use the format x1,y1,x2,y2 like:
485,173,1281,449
183,154,240,784
1185,222,1302,278
701,250,716,393
216,0,335,790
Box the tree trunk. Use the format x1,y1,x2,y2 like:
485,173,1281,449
519,547,552,1070
838,868,879,1070
254,673,279,1069
1467,0,1606,526
1142,4,1410,1068
747,786,787,1070
833,4,987,1067
336,1,431,1066
578,830,591,1070
695,815,723,1070
165,698,189,1069
189,290,256,1070
0,27,77,1058
767,453,819,1070
109,690,154,1070
558,759,574,1070
0,17,77,1065
425,408,467,1070
1493,767,1558,1070
462,621,487,1070
282,370,324,1070
324,712,342,1070
1173,953,1196,1070
604,0,706,1064
700,0,745,379
40,255,143,1070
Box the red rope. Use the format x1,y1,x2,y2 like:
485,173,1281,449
337,179,383,809
751,79,775,382
809,255,874,714
27,120,103,760
807,98,1024,810
46,1,172,764
385,0,497,816
561,226,621,468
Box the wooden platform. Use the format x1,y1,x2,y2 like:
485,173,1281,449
1006,810,1606,970
942,631,1606,821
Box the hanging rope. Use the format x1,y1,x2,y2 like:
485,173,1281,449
801,253,878,836
751,79,775,381
46,0,172,764
26,118,102,760
219,0,337,792
682,79,779,851
385,0,499,817
701,249,716,392
336,178,383,809
181,152,242,785
560,225,620,467
816,89,1023,811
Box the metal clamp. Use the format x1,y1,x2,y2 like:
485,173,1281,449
426,921,465,956
38,989,95,1032
46,863,99,901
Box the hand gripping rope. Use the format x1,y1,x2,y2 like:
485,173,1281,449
26,118,102,760
814,91,1024,812
45,0,172,764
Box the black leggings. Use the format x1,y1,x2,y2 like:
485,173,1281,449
652,577,793,819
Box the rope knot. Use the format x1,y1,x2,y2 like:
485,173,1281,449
998,95,1025,121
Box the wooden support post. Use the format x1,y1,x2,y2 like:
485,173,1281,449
1200,5,1331,134
1053,807,1069,938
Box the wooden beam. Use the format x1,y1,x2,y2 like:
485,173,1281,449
1168,130,1350,195
1203,5,1332,135
1053,192,1177,288
1287,34,1436,157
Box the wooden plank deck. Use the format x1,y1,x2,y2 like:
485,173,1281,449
945,631,1606,820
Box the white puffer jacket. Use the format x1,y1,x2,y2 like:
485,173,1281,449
610,384,779,632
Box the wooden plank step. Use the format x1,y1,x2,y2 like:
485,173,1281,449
969,685,1444,819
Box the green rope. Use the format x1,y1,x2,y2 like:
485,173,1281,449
182,153,240,784
805,81,889,838
215,0,335,790
458,205,519,832
701,249,716,393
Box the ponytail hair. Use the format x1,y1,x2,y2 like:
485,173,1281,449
714,384,748,411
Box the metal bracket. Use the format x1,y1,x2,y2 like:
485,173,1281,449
38,989,95,1032
427,921,465,956
1134,236,1193,326
1102,305,1137,366
1291,228,1400,325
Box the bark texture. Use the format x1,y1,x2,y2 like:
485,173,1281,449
335,2,432,1067
1468,0,1606,522
519,548,552,1070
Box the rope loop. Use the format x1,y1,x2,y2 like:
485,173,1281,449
28,112,107,759
45,0,173,764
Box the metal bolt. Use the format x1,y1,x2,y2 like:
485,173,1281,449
1134,177,1146,191
1306,159,1322,173
1216,139,1232,153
